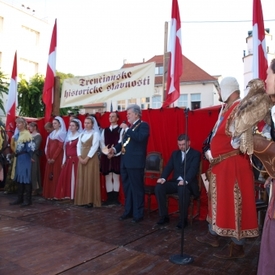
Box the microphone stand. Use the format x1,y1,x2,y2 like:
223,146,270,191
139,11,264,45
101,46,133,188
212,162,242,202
169,108,194,265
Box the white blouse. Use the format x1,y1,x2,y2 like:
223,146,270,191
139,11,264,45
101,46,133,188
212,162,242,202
77,130,99,158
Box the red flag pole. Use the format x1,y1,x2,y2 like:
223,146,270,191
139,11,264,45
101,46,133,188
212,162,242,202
252,0,268,80
5,52,17,141
43,19,57,122
162,0,183,108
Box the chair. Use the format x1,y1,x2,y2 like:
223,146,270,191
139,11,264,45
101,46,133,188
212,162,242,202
144,152,163,215
166,161,202,225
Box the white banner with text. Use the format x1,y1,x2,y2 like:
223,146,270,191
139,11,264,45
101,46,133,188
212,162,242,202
60,62,155,108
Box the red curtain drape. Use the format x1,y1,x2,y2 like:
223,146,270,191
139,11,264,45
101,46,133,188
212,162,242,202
23,106,220,220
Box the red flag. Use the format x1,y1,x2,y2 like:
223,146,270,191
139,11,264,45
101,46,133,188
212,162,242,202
162,0,183,108
43,19,57,122
5,52,17,141
252,0,267,80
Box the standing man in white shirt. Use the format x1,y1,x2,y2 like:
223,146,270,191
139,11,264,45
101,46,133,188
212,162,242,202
100,112,122,205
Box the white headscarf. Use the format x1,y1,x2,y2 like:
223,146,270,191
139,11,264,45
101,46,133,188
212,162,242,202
65,119,83,142
86,116,100,134
49,116,67,142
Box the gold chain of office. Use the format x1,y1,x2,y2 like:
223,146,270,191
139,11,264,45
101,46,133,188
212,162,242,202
121,121,142,155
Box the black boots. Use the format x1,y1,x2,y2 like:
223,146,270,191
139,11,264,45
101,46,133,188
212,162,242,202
21,184,32,207
9,184,32,207
9,184,24,205
112,191,120,205
102,191,120,206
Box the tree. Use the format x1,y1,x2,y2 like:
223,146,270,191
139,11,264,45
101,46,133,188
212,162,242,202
17,74,45,117
0,71,9,114
17,71,79,118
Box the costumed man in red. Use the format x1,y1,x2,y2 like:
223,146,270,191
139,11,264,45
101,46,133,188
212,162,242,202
100,112,122,205
196,77,259,259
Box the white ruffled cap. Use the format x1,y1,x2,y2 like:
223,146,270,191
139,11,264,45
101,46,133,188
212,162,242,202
220,77,239,102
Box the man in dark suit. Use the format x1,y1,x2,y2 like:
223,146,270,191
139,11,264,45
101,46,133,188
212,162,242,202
155,134,201,228
109,104,149,223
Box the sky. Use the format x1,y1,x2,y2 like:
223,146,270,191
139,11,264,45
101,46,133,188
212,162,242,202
4,0,275,91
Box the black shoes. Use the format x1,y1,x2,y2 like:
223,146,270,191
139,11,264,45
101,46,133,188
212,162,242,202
119,214,143,223
131,217,143,223
157,216,170,225
119,214,132,221
176,219,188,229
9,200,23,205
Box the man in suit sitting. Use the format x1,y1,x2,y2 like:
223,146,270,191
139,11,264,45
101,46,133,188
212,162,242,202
155,134,201,228
109,104,150,223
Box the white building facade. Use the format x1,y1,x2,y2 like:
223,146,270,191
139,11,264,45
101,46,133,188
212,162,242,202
0,0,51,120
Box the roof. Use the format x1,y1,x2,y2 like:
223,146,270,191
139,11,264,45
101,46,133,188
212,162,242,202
121,54,217,84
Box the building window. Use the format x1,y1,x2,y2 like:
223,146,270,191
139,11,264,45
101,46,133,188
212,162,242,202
0,17,3,32
141,97,150,109
21,26,40,46
117,100,126,111
155,66,164,75
128,99,137,106
191,93,201,110
152,95,161,109
178,94,188,107
20,58,38,79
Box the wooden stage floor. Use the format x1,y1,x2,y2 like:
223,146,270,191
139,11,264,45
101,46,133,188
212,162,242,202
0,191,261,275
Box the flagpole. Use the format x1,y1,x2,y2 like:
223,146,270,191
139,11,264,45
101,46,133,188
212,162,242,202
43,19,57,122
52,76,60,116
5,51,17,141
163,21,168,103
252,0,267,80
162,0,182,108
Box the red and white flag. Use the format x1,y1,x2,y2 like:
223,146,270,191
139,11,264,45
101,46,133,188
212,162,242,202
162,0,183,108
5,52,17,141
252,0,267,80
43,19,57,122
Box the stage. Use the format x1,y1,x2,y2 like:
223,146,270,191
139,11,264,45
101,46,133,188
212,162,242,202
0,191,260,275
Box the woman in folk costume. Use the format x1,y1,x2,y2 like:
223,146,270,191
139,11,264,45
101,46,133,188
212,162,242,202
29,122,42,196
74,116,101,207
54,119,82,200
196,77,259,259
257,59,275,275
43,116,66,199
10,117,35,206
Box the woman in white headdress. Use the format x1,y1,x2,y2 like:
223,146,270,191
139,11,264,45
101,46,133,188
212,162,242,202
43,116,67,199
54,119,82,200
74,116,101,207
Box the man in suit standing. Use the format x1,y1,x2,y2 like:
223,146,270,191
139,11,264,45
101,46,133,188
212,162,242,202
109,104,149,223
155,134,201,228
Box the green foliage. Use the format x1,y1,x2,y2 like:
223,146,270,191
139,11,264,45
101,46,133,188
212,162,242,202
18,74,44,117
0,71,9,114
17,71,80,118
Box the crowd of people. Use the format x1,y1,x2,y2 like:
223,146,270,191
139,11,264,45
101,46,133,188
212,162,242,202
3,63,275,271
6,104,149,217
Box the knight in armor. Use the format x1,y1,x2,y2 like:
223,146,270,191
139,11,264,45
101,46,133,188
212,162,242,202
196,77,259,259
